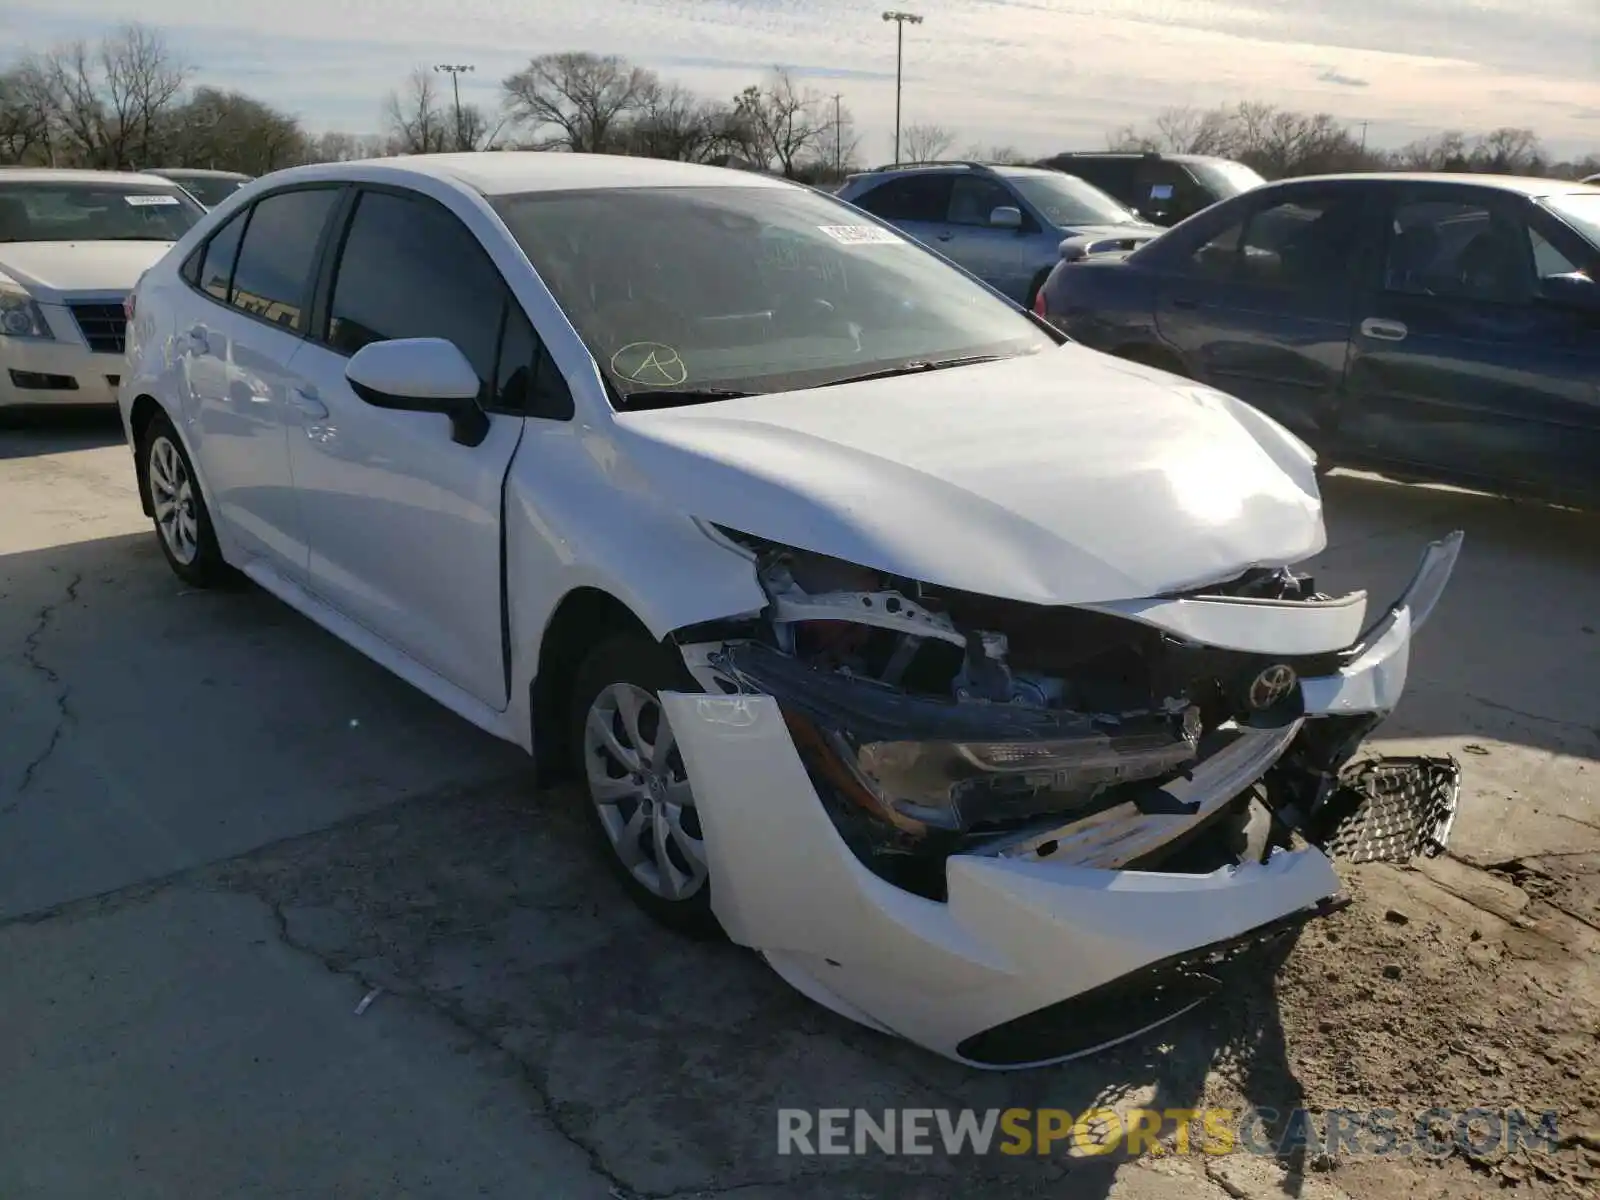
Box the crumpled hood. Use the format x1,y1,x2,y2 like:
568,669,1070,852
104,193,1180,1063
611,345,1325,605
0,241,172,299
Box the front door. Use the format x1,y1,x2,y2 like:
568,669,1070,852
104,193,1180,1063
1342,184,1600,502
285,187,527,707
182,186,343,578
941,174,1038,301
1153,185,1370,446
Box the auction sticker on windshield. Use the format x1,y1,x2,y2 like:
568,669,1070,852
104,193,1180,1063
818,225,904,245
125,194,180,206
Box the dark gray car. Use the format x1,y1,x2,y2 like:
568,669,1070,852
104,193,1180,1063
835,161,1162,305
141,168,254,209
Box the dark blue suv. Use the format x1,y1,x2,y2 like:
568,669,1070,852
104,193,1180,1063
1036,173,1600,507
836,161,1161,307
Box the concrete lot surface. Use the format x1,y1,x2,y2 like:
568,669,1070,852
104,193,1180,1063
3,411,1597,1199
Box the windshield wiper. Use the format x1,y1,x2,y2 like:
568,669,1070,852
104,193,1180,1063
821,354,1010,387
618,386,753,409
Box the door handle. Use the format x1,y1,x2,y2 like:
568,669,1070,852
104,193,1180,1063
1361,318,1408,342
290,387,329,420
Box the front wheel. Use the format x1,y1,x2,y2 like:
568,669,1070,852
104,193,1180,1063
568,633,720,939
138,410,232,587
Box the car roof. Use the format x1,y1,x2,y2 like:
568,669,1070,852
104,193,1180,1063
1044,152,1240,166
0,167,186,187
1262,172,1596,198
254,152,798,196
145,168,253,180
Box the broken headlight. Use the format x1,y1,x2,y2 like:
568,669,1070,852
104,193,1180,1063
845,719,1203,832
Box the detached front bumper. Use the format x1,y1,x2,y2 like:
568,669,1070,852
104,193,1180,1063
662,533,1464,1066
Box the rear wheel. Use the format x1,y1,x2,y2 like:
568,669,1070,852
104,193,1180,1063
138,410,232,587
568,633,720,939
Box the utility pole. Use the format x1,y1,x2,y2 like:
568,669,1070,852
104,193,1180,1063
1359,121,1369,154
832,93,844,177
434,63,475,151
881,11,923,164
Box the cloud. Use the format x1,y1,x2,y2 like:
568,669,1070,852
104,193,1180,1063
1317,68,1369,88
1,0,1595,156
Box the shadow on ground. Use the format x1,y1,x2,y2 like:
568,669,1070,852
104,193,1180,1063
0,407,125,459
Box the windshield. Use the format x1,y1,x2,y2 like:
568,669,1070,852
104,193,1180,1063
492,185,1053,406
0,181,204,243
1187,160,1268,199
1002,171,1141,227
175,176,250,208
1540,192,1600,253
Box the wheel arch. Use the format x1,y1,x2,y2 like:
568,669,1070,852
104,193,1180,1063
128,393,167,517
529,586,659,786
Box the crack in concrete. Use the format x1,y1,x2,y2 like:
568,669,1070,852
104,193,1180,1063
258,893,648,1198
1468,694,1600,740
9,571,84,807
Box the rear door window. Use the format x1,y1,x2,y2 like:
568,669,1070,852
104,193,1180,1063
850,176,954,223
228,188,341,332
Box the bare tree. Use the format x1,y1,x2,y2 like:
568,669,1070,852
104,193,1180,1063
733,69,825,177
0,65,53,163
617,82,727,162
501,52,657,153
24,25,190,168
901,122,954,162
1471,127,1545,174
382,67,452,154
164,87,308,173
961,142,1026,164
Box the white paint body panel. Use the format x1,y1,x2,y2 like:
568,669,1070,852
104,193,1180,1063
616,346,1326,605
661,691,1341,1066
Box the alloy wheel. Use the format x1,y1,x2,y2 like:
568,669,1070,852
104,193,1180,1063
148,435,199,565
581,682,708,901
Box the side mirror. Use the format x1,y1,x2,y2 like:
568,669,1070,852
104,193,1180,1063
1537,272,1600,314
989,205,1023,231
346,337,490,447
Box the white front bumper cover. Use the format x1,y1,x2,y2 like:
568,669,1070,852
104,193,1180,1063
660,533,1463,1067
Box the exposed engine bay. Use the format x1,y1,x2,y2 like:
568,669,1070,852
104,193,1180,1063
680,529,1432,898
663,525,1464,1067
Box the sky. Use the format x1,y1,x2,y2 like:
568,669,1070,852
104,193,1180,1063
3,0,1597,160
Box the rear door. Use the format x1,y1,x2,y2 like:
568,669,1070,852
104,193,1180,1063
1152,184,1372,445
286,185,569,707
1341,183,1600,501
180,185,344,579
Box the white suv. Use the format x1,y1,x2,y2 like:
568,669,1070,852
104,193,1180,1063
0,169,204,409
120,152,1461,1067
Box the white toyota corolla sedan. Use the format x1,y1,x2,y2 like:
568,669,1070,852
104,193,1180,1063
120,152,1463,1068
1,169,205,409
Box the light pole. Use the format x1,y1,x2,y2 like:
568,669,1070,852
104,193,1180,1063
433,63,475,150
881,11,922,164
832,93,844,176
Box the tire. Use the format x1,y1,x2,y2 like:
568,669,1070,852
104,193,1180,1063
568,632,721,939
137,409,232,588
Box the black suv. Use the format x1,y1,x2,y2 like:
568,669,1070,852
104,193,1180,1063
1033,152,1265,226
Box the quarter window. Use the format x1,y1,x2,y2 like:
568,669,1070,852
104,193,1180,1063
852,176,954,223
229,189,340,332
197,210,248,302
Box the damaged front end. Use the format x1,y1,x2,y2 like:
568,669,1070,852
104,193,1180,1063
663,528,1465,1067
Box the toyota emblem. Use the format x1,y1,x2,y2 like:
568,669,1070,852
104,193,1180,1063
1248,664,1298,710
